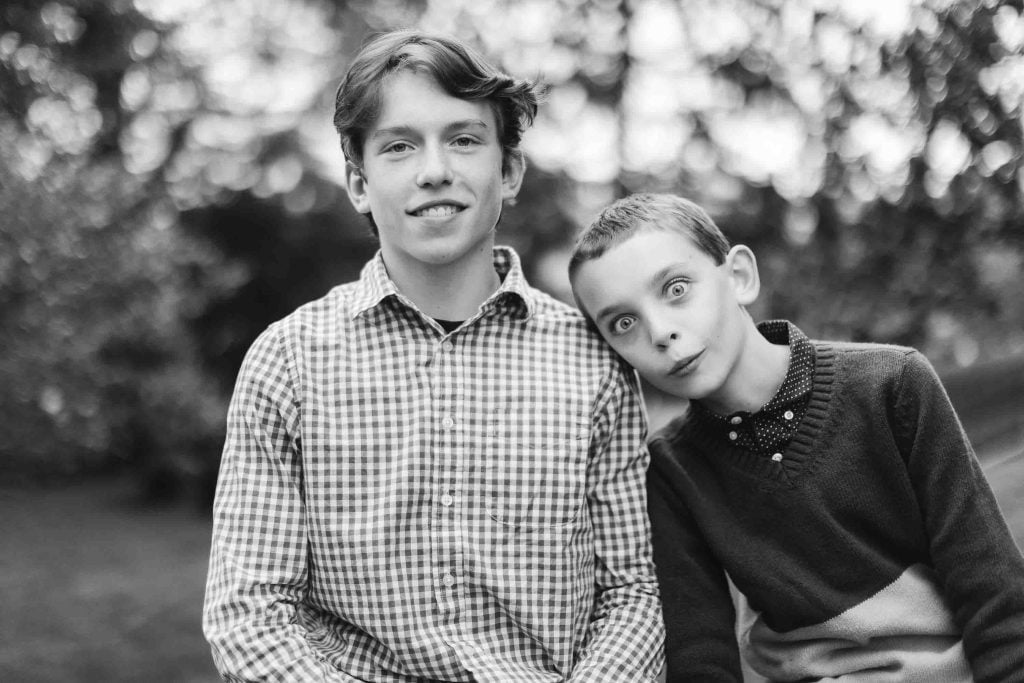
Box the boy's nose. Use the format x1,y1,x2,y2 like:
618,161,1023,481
649,322,680,349
416,146,454,187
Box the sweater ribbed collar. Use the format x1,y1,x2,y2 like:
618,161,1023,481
684,322,836,485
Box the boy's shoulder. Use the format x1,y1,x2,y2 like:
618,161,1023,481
827,340,952,414
526,282,586,320
818,338,915,358
815,338,933,384
245,282,359,357
273,282,357,334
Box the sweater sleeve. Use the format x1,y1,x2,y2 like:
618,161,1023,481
647,438,744,682
894,350,1024,683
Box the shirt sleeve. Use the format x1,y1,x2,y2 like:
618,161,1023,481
568,362,666,682
894,349,1024,683
646,436,744,682
202,325,358,682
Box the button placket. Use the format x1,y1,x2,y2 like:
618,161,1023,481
429,334,462,618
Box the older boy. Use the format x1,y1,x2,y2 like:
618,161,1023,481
203,31,664,682
569,193,1024,682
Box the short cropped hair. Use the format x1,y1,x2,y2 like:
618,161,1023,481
568,193,731,284
333,29,541,176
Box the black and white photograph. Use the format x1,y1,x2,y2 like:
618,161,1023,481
2,1,1023,681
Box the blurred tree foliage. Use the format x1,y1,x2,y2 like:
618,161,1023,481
448,0,1024,366
1,0,1022,497
2,1,194,493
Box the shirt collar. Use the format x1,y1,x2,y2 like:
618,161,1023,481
350,245,536,321
756,320,815,414
693,319,814,423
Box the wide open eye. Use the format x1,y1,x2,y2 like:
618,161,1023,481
666,278,689,298
610,315,637,335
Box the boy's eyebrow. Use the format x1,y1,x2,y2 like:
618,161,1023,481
448,118,490,131
369,118,491,141
648,263,682,287
590,302,622,324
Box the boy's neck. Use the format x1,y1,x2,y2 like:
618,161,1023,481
704,321,791,416
381,241,501,321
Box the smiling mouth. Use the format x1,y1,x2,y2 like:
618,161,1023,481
411,204,464,218
669,351,703,377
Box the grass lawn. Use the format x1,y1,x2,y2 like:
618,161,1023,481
1,355,1022,682
0,479,218,683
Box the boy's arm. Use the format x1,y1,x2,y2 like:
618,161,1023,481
895,350,1024,683
646,437,744,682
203,326,358,682
567,363,665,683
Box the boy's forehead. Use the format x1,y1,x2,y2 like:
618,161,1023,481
575,228,713,287
613,225,707,261
372,69,497,127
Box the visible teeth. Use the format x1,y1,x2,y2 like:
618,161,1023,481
416,205,459,217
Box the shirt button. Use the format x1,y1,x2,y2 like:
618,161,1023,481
442,573,456,588
771,453,783,462
783,410,794,421
728,431,738,441
441,341,454,352
441,416,454,429
730,416,742,425
440,493,454,507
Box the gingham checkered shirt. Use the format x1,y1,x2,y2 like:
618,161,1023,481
204,247,664,682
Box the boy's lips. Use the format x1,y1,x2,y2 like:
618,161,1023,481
668,350,704,377
408,200,467,217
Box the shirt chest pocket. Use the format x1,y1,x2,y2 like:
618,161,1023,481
483,416,590,529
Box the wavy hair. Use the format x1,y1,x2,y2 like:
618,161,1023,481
333,29,542,177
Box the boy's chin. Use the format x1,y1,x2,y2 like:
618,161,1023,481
650,370,725,405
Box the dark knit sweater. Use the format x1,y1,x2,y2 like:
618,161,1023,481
648,332,1024,682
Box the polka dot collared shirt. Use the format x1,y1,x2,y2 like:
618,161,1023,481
694,320,814,462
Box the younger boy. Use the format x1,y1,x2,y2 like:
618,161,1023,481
568,192,1024,682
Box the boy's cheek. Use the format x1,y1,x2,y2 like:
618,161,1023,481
608,341,645,371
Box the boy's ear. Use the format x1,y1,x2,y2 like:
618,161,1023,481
725,245,760,306
501,149,526,201
344,162,372,214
